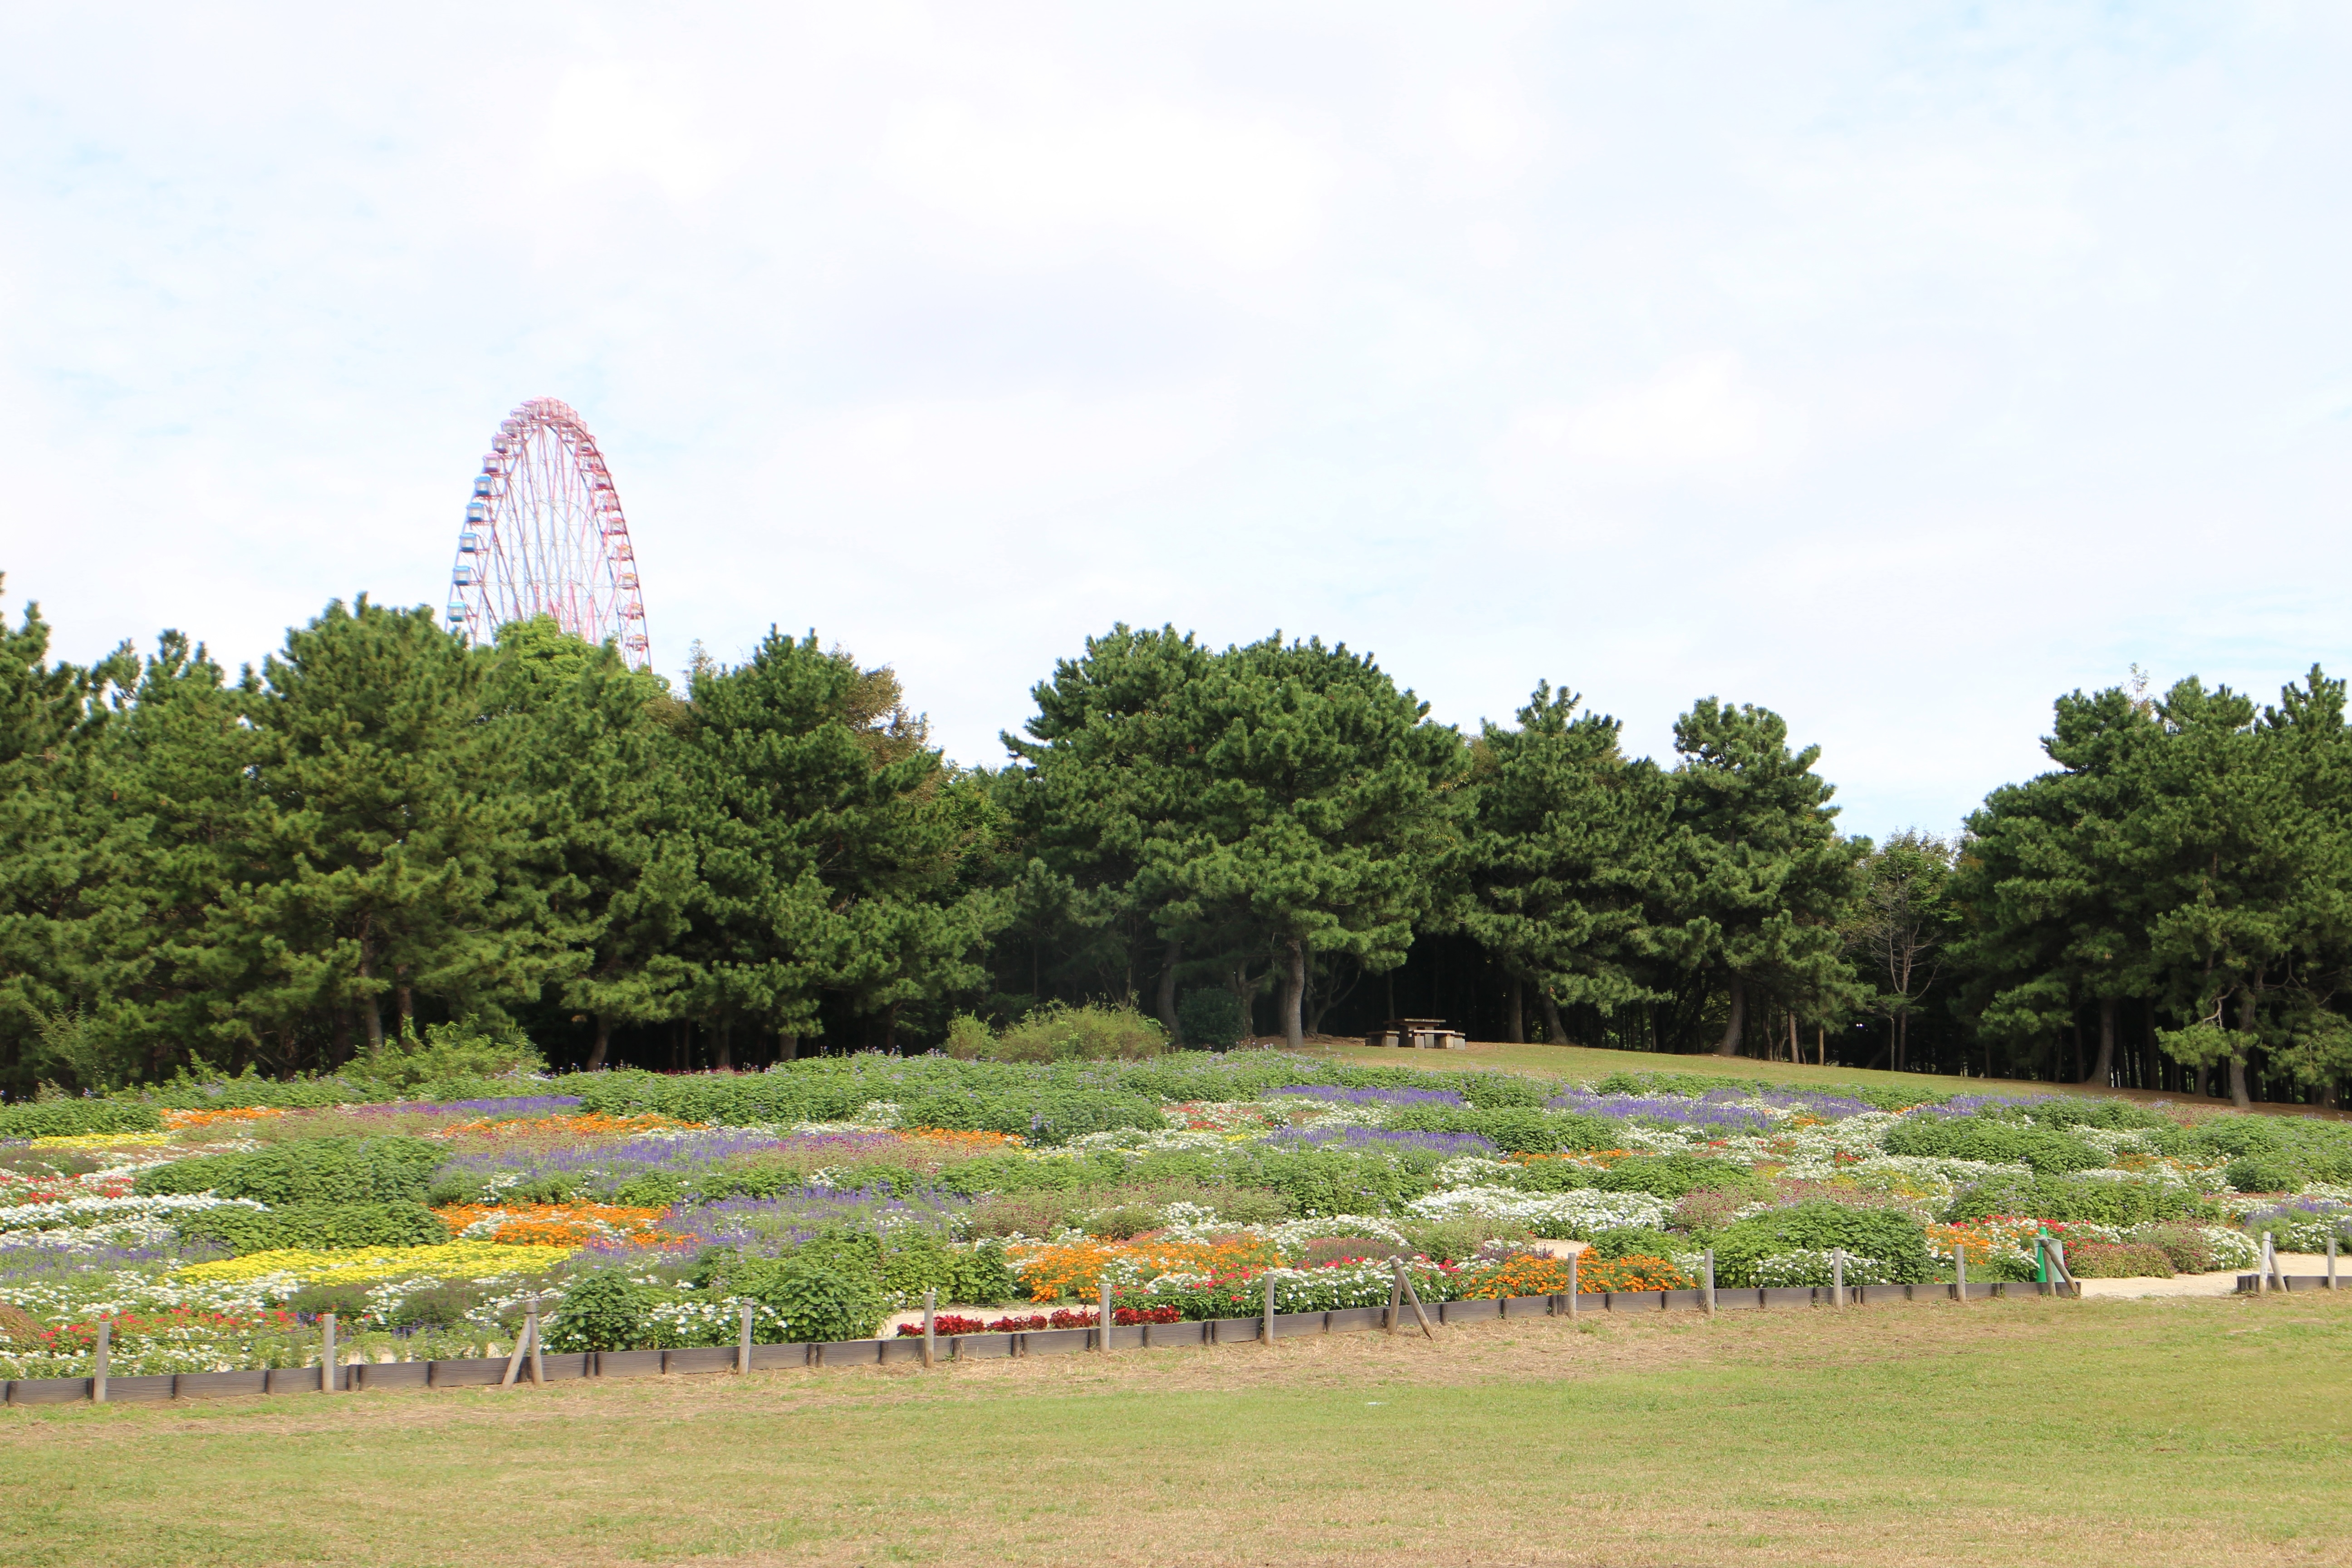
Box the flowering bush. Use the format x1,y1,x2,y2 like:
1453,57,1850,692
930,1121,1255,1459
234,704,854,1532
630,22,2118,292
1571,1253,1696,1293
161,1107,289,1131
1752,1250,1895,1287
895,1305,1183,1335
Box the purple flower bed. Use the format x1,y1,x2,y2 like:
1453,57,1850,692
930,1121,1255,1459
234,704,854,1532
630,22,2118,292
621,1184,967,1254
1264,1126,1498,1158
1267,1085,1468,1108
1546,1091,1778,1134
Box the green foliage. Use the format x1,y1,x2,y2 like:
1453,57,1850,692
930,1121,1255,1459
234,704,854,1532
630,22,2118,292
1710,1201,1932,1285
542,1272,658,1353
175,1200,446,1255
957,1002,1167,1063
134,1137,444,1205
1941,1175,2212,1226
1176,989,1247,1050
730,1255,887,1343
0,1100,162,1138
1594,1154,1769,1202
1584,1226,1681,1261
1384,1104,1618,1156
338,1020,545,1093
2223,1154,2302,1194
1879,1116,2109,1173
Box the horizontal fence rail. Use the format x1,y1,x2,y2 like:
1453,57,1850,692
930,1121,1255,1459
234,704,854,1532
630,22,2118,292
0,1279,2096,1407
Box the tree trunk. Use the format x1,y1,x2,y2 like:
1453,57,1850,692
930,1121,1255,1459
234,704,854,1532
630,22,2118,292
779,1032,798,1063
587,1014,611,1071
1896,1009,1910,1071
1714,977,1746,1057
714,1020,733,1071
1157,937,1184,1044
1788,1011,1800,1064
2194,1062,2210,1099
2230,989,2255,1109
885,1002,901,1055
394,968,414,1039
2085,997,2115,1086
1541,993,1568,1049
1817,1024,1826,1068
1282,940,1306,1050
1508,977,1524,1044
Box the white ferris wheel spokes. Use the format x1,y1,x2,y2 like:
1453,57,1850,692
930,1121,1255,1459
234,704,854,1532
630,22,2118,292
445,398,651,670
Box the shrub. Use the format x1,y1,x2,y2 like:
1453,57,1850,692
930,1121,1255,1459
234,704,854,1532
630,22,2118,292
941,1014,994,1060
731,1257,887,1343
2223,1154,2301,1194
1177,989,1248,1050
2064,1242,2174,1279
543,1273,657,1353
0,1100,166,1138
1671,1189,1752,1237
1753,1249,1896,1287
338,1020,545,1094
1449,1074,1553,1110
1942,1175,2211,1227
1585,1226,1681,1262
1881,1116,2109,1174
1711,1201,1932,1286
1386,1106,1608,1155
1596,1155,1769,1202
175,1200,448,1255
2129,1224,2237,1274
985,1003,1167,1063
135,1137,446,1205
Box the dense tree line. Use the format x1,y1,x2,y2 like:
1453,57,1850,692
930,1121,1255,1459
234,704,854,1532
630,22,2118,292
1,581,2346,1106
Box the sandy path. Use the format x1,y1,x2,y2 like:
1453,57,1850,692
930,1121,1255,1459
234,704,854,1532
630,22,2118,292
2075,1252,2342,1298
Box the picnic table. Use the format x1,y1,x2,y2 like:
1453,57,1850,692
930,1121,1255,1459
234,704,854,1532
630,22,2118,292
1366,1018,1466,1049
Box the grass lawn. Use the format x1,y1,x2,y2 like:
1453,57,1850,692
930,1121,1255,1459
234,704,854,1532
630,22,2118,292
1297,1036,2352,1116
5,1292,2347,1567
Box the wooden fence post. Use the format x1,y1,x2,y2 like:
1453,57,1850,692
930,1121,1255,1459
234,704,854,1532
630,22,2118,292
1392,1259,1436,1340
1263,1273,1275,1346
1566,1250,1578,1318
736,1305,752,1375
500,1295,540,1388
922,1289,936,1369
321,1312,338,1393
529,1294,545,1387
2329,1231,2338,1292
90,1319,109,1405
1703,1250,1716,1317
2262,1231,2278,1293
1385,1265,1402,1335
1831,1250,1845,1309
1955,1248,1967,1303
1098,1280,1113,1355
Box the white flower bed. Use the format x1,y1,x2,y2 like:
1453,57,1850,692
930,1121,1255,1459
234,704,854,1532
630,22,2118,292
1405,1186,1671,1236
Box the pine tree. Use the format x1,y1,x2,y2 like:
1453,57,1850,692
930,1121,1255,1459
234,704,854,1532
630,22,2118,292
1649,698,1859,1057
1452,682,1667,1045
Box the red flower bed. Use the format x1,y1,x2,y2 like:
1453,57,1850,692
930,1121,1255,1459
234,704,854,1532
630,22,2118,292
895,1304,1182,1336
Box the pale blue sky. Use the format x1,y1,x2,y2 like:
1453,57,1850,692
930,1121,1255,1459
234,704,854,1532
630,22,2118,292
4,3,2349,841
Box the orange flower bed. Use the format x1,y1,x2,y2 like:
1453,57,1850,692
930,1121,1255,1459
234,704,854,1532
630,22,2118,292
1008,1234,1284,1302
161,1107,289,1130
437,1111,704,1139
900,1127,1023,1151
435,1202,676,1247
1456,1254,1578,1298
1572,1253,1695,1293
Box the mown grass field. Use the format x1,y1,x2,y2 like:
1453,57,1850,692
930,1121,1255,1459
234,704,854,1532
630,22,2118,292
1300,1036,2352,1117
6,1291,2347,1567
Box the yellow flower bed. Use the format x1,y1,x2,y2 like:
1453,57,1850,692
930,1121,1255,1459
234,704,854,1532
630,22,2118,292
173,1241,570,1285
28,1132,174,1150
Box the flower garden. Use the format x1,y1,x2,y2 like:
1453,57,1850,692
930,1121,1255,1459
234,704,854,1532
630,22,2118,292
4,1053,2349,1382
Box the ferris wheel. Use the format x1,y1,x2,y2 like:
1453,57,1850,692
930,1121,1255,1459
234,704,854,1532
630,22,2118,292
444,398,651,670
